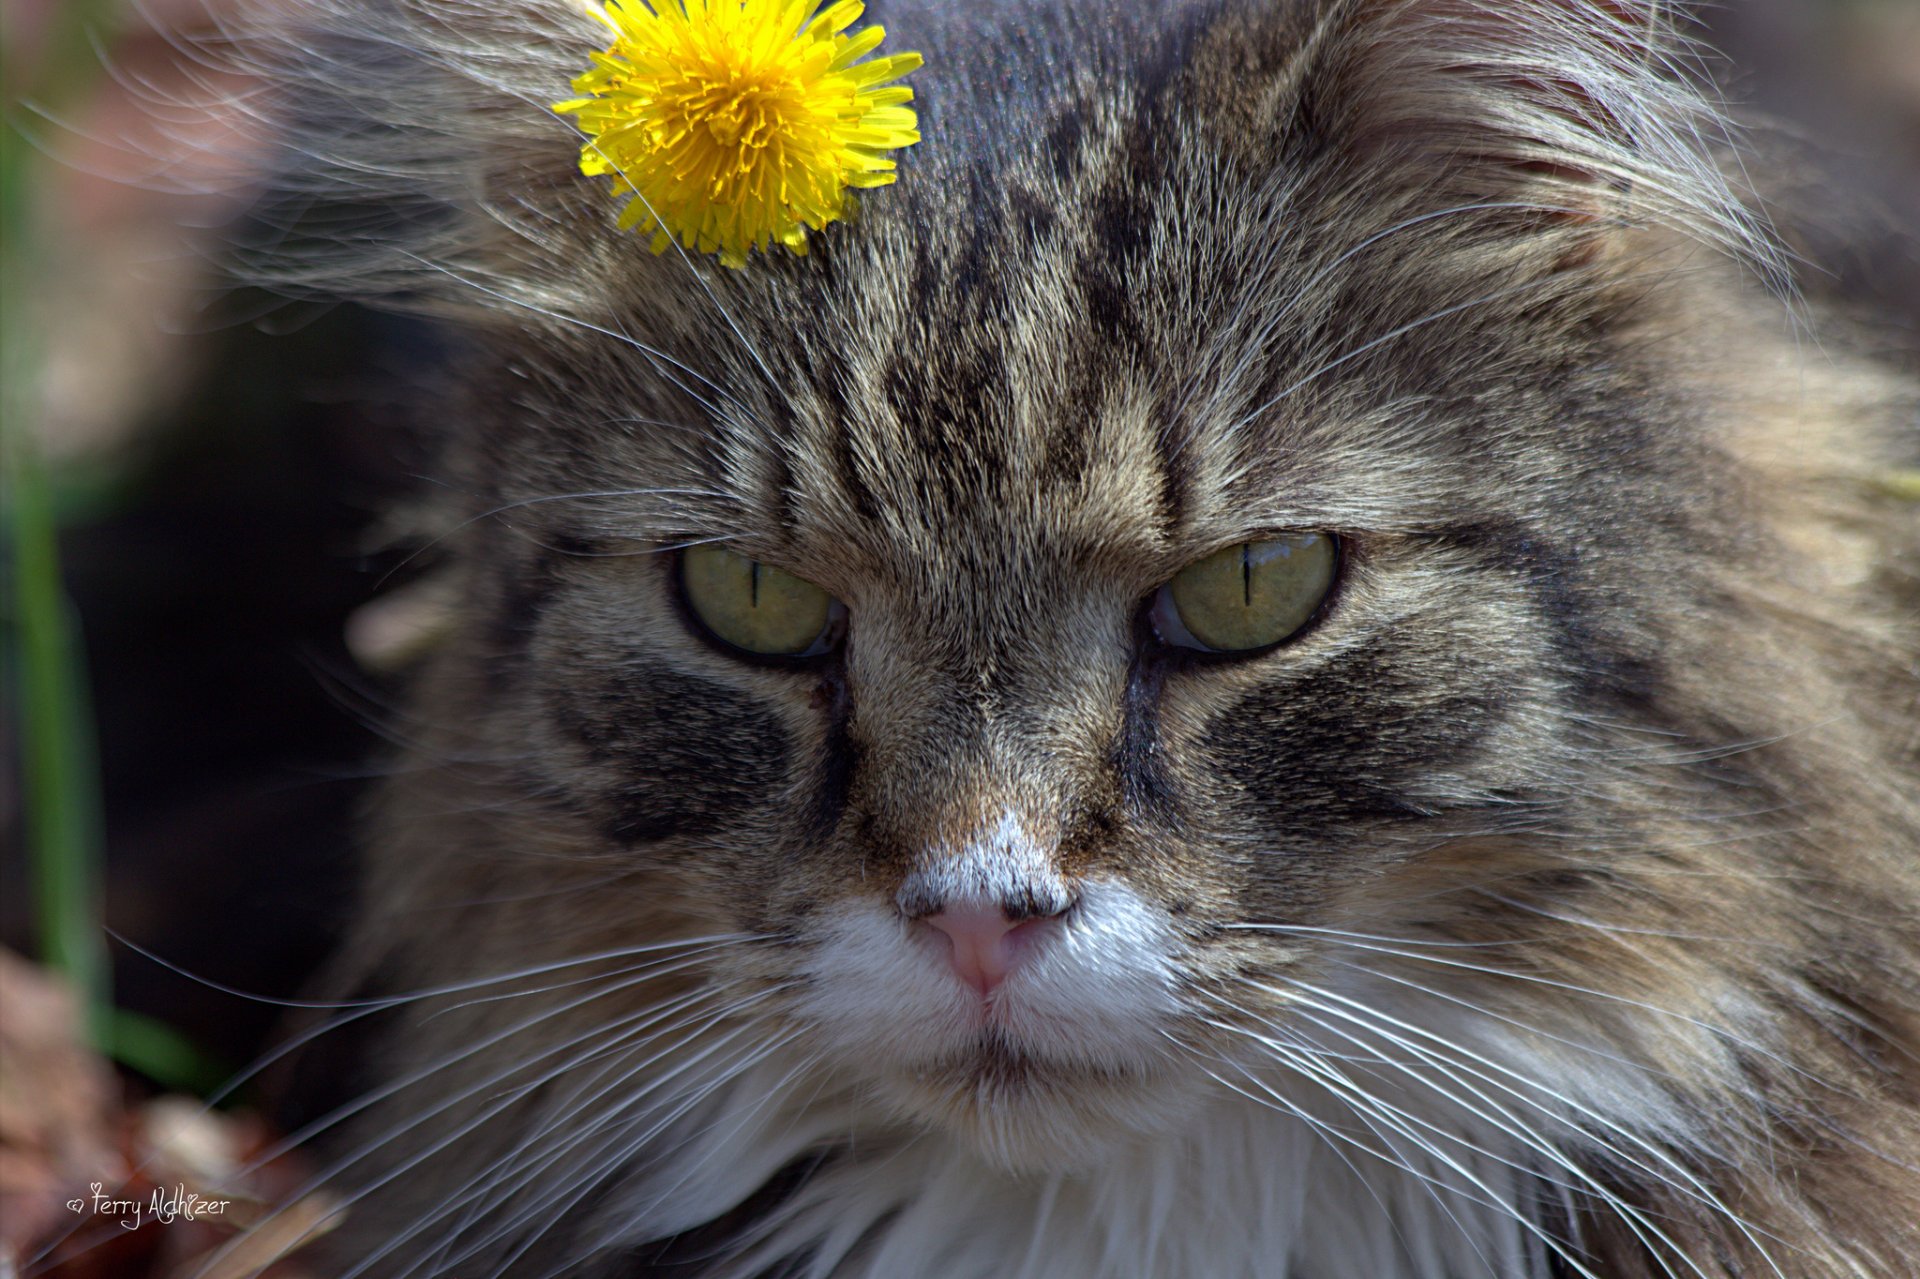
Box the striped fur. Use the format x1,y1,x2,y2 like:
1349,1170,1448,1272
199,0,1920,1274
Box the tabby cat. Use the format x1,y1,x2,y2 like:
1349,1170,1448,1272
225,0,1920,1274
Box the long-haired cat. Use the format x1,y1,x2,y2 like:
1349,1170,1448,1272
208,0,1920,1274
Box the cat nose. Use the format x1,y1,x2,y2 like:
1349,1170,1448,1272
919,899,1067,998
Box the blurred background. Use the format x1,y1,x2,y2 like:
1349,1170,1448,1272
4,0,434,1083
0,0,1917,1269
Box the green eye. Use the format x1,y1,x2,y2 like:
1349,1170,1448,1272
1150,534,1338,653
680,544,843,657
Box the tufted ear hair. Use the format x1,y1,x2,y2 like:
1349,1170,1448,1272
1299,0,1780,281
208,0,638,325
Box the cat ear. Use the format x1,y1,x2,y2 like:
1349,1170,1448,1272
1306,0,1773,274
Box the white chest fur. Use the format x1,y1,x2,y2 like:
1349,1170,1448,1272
610,1061,1551,1279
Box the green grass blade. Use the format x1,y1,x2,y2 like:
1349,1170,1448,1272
3,0,127,1052
4,405,112,1049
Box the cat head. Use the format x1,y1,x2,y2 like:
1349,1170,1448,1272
252,0,1913,1187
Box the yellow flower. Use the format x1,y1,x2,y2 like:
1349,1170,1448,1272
555,0,923,268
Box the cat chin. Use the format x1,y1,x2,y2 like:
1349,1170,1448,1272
869,1049,1203,1173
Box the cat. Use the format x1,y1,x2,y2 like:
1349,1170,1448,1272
208,0,1920,1274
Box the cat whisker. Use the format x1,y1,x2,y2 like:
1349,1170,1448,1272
12,947,769,1275
459,1028,814,1278
246,952,754,1178
1196,1009,1544,1278
19,934,772,1264
1206,998,1695,1279
369,868,646,913
1282,1025,1697,1279
1316,953,1920,1172
1159,1032,1483,1274
1305,951,1694,1087
103,921,748,1021
110,925,763,1014
415,944,752,1024
1222,922,1836,1093
207,979,778,1279
1169,1027,1587,1279
1198,1001,1612,1250
178,993,710,1279
520,1034,827,1279
1235,981,1789,1279
338,1012,753,1279
1468,889,1795,952
358,992,800,1279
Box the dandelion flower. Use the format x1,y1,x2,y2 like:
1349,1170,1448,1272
555,0,923,268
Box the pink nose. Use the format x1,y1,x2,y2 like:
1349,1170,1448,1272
922,903,1061,997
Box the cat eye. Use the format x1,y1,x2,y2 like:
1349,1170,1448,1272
1148,534,1338,653
679,544,845,658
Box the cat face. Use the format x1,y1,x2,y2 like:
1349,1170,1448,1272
431,0,1764,1172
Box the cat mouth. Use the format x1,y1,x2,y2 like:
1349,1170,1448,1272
956,1033,1054,1084
882,1032,1190,1171
912,1029,1147,1092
